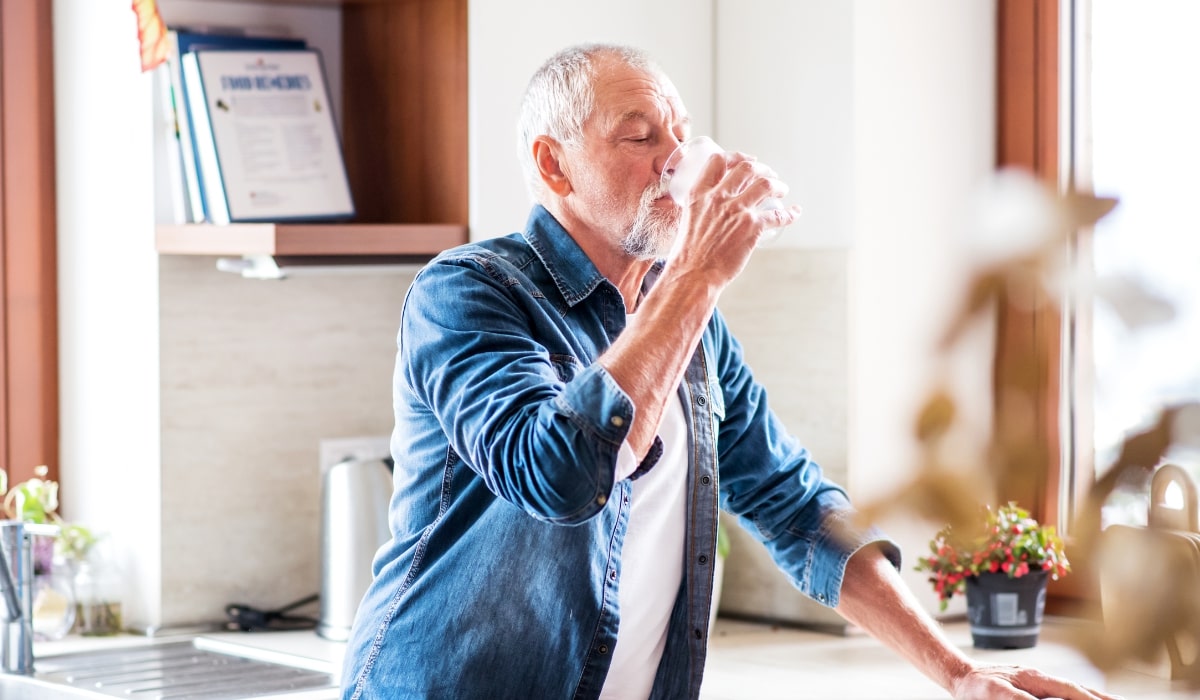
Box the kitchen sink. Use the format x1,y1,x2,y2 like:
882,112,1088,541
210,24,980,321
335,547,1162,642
0,674,100,699
4,639,338,699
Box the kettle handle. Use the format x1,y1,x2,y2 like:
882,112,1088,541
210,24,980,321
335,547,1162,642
1149,463,1199,532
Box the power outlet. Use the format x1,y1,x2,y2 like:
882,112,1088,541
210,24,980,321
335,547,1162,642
319,435,391,477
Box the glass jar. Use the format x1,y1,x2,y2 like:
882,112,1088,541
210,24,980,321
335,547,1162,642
71,553,123,636
31,550,76,641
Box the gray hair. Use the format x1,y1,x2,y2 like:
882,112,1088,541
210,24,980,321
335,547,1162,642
517,43,657,201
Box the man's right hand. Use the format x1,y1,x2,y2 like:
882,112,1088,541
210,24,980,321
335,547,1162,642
667,150,801,288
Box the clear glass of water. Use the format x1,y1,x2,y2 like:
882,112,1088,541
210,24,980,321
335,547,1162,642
660,135,790,244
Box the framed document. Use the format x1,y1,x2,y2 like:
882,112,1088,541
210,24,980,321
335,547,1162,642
181,49,355,224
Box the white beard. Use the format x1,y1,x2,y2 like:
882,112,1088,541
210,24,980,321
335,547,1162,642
621,184,680,260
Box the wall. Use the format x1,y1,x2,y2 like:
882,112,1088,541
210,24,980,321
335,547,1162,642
848,0,997,615
715,0,856,250
55,0,164,629
710,0,996,623
156,258,413,624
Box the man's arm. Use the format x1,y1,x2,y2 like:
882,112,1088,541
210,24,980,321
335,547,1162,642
598,155,798,460
836,544,1122,700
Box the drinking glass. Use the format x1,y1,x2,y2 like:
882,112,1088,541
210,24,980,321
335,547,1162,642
660,135,792,244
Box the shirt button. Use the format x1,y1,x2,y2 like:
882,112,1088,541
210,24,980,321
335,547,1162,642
698,555,708,565
694,629,703,640
596,495,607,506
610,415,624,427
609,569,617,580
598,644,609,654
696,395,707,407
700,475,711,485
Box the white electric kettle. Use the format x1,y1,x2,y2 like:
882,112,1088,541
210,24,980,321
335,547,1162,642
316,456,393,641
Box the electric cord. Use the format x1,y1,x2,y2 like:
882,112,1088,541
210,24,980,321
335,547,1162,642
225,592,320,632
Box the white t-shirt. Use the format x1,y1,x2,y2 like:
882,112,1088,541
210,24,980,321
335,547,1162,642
598,389,689,699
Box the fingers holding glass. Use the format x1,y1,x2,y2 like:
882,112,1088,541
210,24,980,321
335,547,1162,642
661,136,800,246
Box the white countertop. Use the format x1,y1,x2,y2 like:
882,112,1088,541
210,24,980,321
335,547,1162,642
32,618,1192,699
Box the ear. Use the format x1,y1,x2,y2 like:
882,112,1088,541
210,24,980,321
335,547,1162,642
532,136,573,198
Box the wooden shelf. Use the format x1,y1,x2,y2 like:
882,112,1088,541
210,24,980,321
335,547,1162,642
216,0,399,6
155,222,467,257
152,0,468,266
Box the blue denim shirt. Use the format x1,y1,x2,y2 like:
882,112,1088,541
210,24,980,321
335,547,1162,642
341,206,899,700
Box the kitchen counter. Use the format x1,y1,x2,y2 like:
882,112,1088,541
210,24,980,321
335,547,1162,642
704,618,1190,699
31,618,1192,699
34,629,344,700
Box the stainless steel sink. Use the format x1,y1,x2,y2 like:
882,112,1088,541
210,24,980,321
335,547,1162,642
0,674,101,699
4,639,337,699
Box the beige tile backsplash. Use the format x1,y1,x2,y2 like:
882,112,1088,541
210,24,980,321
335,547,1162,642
158,256,415,624
153,248,846,627
718,248,851,627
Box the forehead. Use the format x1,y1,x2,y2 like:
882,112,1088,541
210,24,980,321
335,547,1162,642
588,58,688,131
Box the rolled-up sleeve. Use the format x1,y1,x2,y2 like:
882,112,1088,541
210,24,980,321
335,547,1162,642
400,255,634,524
759,487,901,608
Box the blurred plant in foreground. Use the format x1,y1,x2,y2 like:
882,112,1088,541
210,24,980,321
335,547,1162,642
855,168,1200,683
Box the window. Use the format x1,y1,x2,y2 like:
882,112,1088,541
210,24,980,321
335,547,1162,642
1080,0,1200,527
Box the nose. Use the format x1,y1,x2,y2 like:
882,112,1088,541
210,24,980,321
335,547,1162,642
655,135,685,178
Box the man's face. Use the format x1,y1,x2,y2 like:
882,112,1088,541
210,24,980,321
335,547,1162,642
562,58,691,259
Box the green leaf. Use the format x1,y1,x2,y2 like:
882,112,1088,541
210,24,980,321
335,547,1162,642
717,521,731,559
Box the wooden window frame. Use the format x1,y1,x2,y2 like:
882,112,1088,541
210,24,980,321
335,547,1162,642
996,0,1099,613
0,0,58,488
995,0,1061,516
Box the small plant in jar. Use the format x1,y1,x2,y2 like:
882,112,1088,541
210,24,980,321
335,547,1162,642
2,465,120,636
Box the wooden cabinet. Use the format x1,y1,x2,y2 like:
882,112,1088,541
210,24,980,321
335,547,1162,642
156,0,468,258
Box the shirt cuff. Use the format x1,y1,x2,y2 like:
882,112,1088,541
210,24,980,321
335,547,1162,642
614,441,639,481
807,506,902,609
615,436,664,482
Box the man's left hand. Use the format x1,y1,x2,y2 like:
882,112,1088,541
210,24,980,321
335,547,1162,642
952,664,1124,700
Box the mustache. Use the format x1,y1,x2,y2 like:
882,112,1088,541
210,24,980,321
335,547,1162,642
639,182,669,208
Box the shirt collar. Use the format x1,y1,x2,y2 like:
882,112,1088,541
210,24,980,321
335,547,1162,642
522,205,609,308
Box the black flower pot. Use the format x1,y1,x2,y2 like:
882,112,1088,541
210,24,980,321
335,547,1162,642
964,570,1049,649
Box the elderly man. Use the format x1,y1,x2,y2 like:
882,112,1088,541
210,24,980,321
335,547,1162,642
340,44,1117,700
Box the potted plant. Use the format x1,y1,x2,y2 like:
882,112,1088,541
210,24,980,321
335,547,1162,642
915,502,1070,649
2,465,107,638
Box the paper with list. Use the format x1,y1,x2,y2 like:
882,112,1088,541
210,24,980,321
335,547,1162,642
183,49,354,223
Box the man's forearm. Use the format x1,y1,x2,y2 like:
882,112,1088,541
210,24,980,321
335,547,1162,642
598,268,722,457
835,543,975,695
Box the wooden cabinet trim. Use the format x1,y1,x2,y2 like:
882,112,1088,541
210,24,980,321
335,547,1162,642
0,0,59,485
